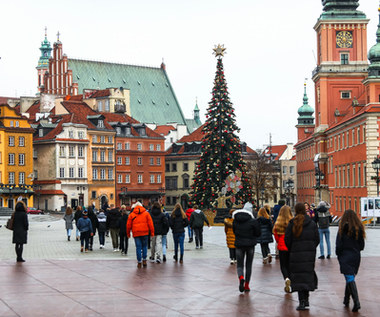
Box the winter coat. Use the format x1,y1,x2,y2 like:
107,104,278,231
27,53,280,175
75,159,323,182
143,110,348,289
224,217,235,249
335,225,365,275
12,210,28,244
63,213,74,230
285,215,320,292
232,209,261,248
106,209,121,229
256,217,274,244
126,205,155,238
273,228,288,251
170,208,189,234
97,212,107,233
185,208,194,221
119,213,129,235
151,206,169,236
77,216,93,233
190,209,209,229
88,209,98,235
74,209,82,225
272,204,283,223
314,206,331,229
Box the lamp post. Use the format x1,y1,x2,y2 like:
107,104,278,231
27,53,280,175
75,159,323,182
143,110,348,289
120,186,128,205
159,187,165,205
284,179,294,207
371,156,380,196
77,186,85,207
260,187,265,207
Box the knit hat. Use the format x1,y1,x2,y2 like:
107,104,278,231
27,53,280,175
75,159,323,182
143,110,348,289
243,202,253,213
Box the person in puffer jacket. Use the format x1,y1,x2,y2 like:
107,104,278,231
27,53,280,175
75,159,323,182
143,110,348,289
257,207,274,264
224,209,236,264
232,202,261,293
150,202,169,263
77,210,93,253
189,205,209,249
127,202,155,268
97,209,107,249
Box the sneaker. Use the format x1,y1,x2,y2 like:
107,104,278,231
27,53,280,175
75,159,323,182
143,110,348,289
200,246,203,249
327,255,331,259
99,245,103,249
85,249,88,253
263,257,268,264
318,255,325,259
230,259,234,265
244,282,250,292
284,278,291,293
196,246,199,249
239,276,245,293
150,258,155,263
268,254,272,263
113,249,118,252
80,247,83,253
163,255,166,262
234,260,237,264
156,258,161,263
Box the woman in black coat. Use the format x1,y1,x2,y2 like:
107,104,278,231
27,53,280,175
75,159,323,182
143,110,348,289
87,206,98,251
285,202,319,311
336,209,365,312
256,207,274,264
169,203,188,263
13,201,29,262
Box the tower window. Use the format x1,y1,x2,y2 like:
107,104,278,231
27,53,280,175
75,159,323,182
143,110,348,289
340,53,349,65
341,91,351,99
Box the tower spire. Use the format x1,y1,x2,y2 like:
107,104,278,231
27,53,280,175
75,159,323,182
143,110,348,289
368,4,380,77
297,80,314,126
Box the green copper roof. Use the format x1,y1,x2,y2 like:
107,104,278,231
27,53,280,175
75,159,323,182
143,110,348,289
67,59,188,128
37,35,52,69
319,0,366,20
368,8,380,77
297,84,314,126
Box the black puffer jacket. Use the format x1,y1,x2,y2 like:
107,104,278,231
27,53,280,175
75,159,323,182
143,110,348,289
170,208,188,234
106,209,121,229
256,217,274,244
119,213,129,235
232,210,261,248
336,225,365,275
151,206,169,236
285,215,320,292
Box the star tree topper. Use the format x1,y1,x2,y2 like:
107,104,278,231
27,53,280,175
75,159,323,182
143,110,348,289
213,44,226,58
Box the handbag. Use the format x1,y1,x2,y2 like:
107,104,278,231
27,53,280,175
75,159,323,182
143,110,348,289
6,212,15,231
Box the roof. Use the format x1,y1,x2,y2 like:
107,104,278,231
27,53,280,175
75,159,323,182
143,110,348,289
0,97,19,105
154,125,176,136
67,59,188,128
177,124,205,143
264,145,287,161
185,118,202,133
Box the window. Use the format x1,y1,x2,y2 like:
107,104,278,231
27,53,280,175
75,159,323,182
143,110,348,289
78,146,84,158
69,167,74,178
138,157,142,165
116,127,121,135
149,144,154,151
282,166,287,174
69,146,75,157
156,158,161,165
78,131,84,139
150,158,154,165
9,172,15,184
91,191,97,199
117,157,122,165
358,164,361,187
100,136,105,143
92,169,98,180
100,169,106,180
69,130,74,138
357,128,360,143
183,177,189,188
172,163,177,172
8,153,15,165
290,166,295,175
137,143,142,151
18,154,25,166
125,142,130,150
59,168,65,178
352,130,355,145
19,137,25,146
92,135,97,143
15,121,19,127
108,150,113,162
10,121,13,127
126,127,131,135
126,174,130,183
157,174,161,183
98,120,104,128
92,150,98,162
166,163,170,172
100,150,105,162
125,157,130,165
108,136,113,144
117,143,122,150
78,167,84,178
108,169,113,180
183,163,189,171
156,144,161,151
105,99,110,112
9,136,14,146
341,91,351,99
138,174,143,183
39,129,43,137
150,175,155,183
59,145,65,157
19,172,25,184
118,174,123,183
97,100,103,111
340,53,349,65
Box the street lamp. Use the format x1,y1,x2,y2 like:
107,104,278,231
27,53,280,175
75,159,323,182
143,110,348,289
371,156,380,196
284,179,294,206
260,187,265,207
77,186,85,207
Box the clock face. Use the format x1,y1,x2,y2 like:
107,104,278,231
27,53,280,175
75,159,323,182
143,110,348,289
336,31,353,48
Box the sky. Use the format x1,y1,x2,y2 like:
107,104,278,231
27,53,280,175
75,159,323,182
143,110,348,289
0,0,378,150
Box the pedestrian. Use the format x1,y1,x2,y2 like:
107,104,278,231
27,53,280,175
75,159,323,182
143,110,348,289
13,201,29,262
97,209,107,249
285,202,319,311
272,199,285,258
161,205,170,262
189,205,209,249
106,207,121,251
305,202,315,218
273,205,293,293
169,203,189,263
150,202,169,263
232,202,261,293
76,210,94,253
336,209,365,312
87,206,98,251
119,205,129,255
185,204,195,243
74,206,83,241
63,206,74,241
257,207,274,264
126,202,155,268
224,209,236,264
315,201,332,259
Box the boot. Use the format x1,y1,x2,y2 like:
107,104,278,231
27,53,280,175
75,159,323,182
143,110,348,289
296,300,307,311
343,284,350,307
179,254,183,264
142,260,147,267
348,281,360,312
163,255,166,262
137,262,142,268
67,236,70,241
296,291,308,311
239,276,245,293
244,282,250,292
173,253,178,262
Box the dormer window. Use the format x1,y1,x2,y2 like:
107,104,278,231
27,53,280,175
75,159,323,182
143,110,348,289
139,128,146,136
69,130,74,138
105,99,110,112
116,127,121,135
97,101,103,112
39,129,43,137
126,127,131,135
98,120,104,128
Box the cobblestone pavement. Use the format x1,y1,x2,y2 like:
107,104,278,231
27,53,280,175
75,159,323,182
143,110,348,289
0,214,379,316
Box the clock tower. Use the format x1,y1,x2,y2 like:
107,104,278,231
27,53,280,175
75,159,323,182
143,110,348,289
312,0,369,131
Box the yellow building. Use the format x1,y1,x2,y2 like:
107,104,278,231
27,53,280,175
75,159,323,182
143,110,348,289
0,104,34,209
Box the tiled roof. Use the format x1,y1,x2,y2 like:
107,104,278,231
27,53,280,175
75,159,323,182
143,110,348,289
88,89,111,98
67,59,188,128
177,124,205,143
154,125,176,136
0,97,19,105
264,145,287,161
25,101,41,122
185,118,202,133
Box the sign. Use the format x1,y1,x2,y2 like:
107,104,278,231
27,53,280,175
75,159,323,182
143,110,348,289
360,197,380,217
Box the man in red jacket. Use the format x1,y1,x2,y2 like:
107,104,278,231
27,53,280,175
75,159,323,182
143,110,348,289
185,205,194,243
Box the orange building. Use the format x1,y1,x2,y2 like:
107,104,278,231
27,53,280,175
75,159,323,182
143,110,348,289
296,1,380,217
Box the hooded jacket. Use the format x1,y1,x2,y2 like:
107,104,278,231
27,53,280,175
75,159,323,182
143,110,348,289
190,209,209,229
232,204,261,248
256,217,274,244
126,205,154,238
97,212,107,233
151,206,169,236
170,208,189,233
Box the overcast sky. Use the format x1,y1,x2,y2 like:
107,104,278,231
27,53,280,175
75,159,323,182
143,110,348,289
0,0,378,150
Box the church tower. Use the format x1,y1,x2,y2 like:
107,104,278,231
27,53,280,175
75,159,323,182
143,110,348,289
36,27,52,93
296,82,315,142
312,0,368,132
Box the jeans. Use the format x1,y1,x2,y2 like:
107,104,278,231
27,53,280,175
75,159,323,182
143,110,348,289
120,232,128,254
110,228,120,249
173,232,185,256
229,248,236,260
134,235,148,263
193,227,203,247
319,228,331,256
162,235,167,255
66,229,72,237
98,231,105,246
279,250,290,280
80,231,90,249
236,246,255,283
260,243,271,258
151,235,163,260
187,225,193,239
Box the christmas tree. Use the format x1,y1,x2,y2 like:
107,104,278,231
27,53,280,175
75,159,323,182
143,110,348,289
190,45,252,210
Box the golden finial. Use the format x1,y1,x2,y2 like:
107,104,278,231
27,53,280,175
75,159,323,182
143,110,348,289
213,44,226,58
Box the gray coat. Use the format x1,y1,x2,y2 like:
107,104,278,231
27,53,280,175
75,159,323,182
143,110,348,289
63,213,74,230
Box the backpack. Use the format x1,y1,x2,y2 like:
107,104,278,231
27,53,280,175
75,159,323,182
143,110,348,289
318,212,330,229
